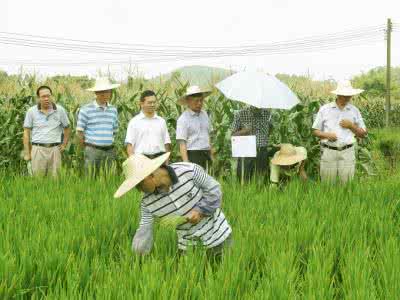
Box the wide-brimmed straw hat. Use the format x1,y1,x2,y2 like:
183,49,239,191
178,85,212,105
331,80,364,96
114,153,170,198
271,144,307,166
87,77,121,92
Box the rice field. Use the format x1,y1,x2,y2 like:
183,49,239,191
1,172,400,299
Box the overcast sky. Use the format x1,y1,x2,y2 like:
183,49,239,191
1,0,400,80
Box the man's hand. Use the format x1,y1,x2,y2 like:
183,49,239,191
187,210,203,224
59,144,67,153
241,127,252,135
325,132,338,141
339,119,354,130
23,152,31,161
299,170,308,181
210,148,216,161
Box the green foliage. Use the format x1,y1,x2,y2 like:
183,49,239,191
373,128,400,170
0,73,381,178
352,66,400,100
1,173,400,298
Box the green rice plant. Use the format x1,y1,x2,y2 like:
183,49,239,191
1,170,400,298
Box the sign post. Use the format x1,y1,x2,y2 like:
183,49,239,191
231,136,257,185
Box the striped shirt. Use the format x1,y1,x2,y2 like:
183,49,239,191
132,163,232,253
76,101,118,146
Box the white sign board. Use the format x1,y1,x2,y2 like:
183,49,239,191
231,136,257,158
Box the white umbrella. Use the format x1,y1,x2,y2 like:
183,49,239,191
215,71,300,110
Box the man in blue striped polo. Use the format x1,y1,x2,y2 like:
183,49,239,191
77,77,120,175
114,153,232,261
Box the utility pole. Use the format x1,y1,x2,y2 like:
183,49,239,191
386,18,392,127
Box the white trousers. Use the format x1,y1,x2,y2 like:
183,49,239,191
320,146,355,183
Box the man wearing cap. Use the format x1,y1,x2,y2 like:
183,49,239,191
270,144,308,187
312,80,367,183
114,153,232,261
176,86,214,170
23,85,70,176
125,90,171,160
231,106,272,181
77,77,120,174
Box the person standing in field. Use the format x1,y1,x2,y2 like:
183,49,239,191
176,86,214,170
270,144,308,188
23,86,70,177
76,77,120,175
114,153,232,261
125,90,171,161
312,80,367,183
231,106,272,181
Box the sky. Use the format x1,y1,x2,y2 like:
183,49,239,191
1,0,400,81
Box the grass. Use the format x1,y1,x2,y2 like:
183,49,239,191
1,172,400,299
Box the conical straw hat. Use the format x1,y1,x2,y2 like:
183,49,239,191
271,144,307,166
331,80,364,96
114,153,170,198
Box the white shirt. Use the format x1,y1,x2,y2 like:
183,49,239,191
125,112,171,155
312,102,366,147
176,109,212,150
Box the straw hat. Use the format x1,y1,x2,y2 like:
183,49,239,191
178,85,212,105
331,80,364,96
271,144,307,166
87,77,121,92
114,153,170,198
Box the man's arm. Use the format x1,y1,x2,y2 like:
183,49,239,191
231,112,251,136
76,130,85,147
59,107,70,152
176,117,189,161
164,144,171,164
298,160,308,181
187,164,222,224
313,129,338,141
126,143,134,157
23,128,32,161
179,141,189,162
339,119,367,138
76,108,87,147
60,127,71,152
232,128,252,136
132,203,154,255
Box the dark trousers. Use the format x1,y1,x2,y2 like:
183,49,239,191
237,146,269,182
187,150,212,170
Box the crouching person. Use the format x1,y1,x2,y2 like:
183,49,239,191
114,153,232,261
270,144,308,188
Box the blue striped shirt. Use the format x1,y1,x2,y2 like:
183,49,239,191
132,163,232,254
76,101,118,146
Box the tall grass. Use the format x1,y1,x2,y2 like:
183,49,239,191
1,171,399,299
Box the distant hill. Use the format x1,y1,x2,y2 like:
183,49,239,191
151,65,234,87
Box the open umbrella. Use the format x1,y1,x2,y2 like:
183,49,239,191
215,71,300,110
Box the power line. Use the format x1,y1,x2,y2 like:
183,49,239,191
0,38,384,67
0,24,385,50
0,31,383,58
0,24,388,67
0,26,384,57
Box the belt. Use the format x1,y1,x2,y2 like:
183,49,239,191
85,143,114,151
322,143,354,151
143,152,166,159
32,142,60,148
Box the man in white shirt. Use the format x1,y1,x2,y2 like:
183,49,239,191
312,80,367,183
176,85,214,170
125,90,171,159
